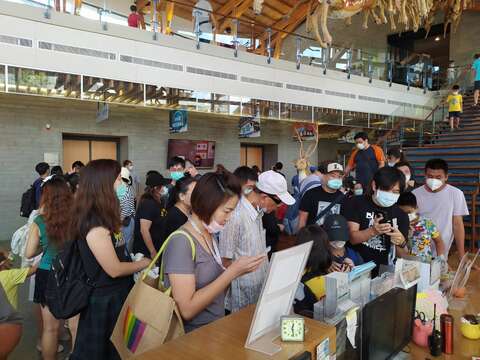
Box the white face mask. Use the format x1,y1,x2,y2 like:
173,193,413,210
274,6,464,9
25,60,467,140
426,178,443,192
388,162,396,167
356,143,365,150
408,212,418,222
404,174,411,184
331,241,346,249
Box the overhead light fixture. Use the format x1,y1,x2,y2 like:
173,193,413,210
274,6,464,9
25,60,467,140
106,88,117,94
434,36,441,41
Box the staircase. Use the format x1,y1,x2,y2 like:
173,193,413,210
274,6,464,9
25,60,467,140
403,94,480,251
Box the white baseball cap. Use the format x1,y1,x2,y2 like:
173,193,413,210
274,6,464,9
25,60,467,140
326,163,344,174
256,170,295,206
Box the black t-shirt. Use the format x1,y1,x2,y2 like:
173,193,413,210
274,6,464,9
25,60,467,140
299,186,345,226
161,206,189,246
262,211,281,251
355,147,379,188
133,197,166,255
341,195,409,270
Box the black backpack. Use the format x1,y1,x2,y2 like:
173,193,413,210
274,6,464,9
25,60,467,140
20,185,36,218
45,240,96,319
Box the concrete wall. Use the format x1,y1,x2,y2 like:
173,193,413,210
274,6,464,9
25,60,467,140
449,12,480,67
0,93,326,240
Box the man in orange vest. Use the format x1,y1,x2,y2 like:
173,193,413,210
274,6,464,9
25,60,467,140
345,132,385,190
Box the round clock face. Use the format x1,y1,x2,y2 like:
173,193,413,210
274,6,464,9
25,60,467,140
281,318,304,341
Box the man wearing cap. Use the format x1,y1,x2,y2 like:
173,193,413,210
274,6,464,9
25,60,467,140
323,214,363,272
220,170,295,313
298,162,346,229
132,172,171,258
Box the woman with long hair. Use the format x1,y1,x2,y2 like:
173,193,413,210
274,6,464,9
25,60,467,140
69,160,149,360
25,176,73,360
162,171,266,332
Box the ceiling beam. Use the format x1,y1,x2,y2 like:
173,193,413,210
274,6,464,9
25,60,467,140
219,0,254,33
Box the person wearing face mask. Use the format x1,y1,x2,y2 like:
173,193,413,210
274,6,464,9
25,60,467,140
345,132,385,191
118,167,136,253
395,161,416,192
412,158,469,261
133,173,170,258
168,156,187,185
298,162,346,229
386,147,406,168
162,171,266,332
123,159,140,195
220,169,295,313
342,167,409,275
323,214,363,272
161,175,197,244
397,192,445,262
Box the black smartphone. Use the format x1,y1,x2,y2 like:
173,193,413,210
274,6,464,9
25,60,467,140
375,210,392,226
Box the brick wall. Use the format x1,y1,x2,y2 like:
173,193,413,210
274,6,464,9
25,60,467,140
0,93,327,239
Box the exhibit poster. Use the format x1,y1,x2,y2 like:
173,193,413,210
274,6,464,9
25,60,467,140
170,110,188,134
239,115,261,138
293,123,317,141
167,139,215,169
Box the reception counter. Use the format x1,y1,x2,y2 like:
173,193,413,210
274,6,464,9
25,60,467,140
135,305,336,360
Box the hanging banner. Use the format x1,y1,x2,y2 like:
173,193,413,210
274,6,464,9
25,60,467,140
239,115,261,138
293,123,317,141
170,110,188,134
96,102,109,123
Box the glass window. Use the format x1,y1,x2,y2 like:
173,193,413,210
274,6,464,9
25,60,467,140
343,110,369,128
0,65,5,92
213,94,229,114
145,85,196,110
314,107,342,125
229,95,242,116
370,114,388,129
82,77,143,103
8,66,80,98
195,91,213,112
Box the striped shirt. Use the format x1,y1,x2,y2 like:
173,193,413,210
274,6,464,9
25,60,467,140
120,184,136,220
219,197,268,312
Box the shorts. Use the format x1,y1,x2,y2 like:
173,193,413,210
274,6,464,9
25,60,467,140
33,268,50,306
449,111,461,118
475,80,480,90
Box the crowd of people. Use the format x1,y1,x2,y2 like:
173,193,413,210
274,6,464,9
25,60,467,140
0,139,472,359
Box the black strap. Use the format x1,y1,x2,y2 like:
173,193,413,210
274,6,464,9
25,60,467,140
313,192,346,224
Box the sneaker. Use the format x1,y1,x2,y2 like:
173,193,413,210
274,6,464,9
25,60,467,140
36,343,65,353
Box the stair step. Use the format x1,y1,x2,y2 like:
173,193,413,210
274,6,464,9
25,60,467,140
407,143,480,150
435,131,480,137
409,158,480,164
434,139,480,144
406,150,480,157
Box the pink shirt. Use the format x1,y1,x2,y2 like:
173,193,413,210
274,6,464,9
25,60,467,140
128,13,140,28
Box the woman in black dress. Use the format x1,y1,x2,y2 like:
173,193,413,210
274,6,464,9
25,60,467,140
69,160,150,360
162,175,197,243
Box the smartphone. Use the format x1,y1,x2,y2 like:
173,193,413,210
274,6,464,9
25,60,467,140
375,210,392,225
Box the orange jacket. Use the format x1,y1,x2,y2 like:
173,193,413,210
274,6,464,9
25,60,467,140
347,144,385,170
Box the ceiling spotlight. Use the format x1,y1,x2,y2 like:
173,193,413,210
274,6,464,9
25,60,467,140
434,36,441,41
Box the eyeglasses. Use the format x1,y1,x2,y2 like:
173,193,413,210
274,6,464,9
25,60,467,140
258,190,281,204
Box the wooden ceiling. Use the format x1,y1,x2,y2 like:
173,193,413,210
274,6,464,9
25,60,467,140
172,0,310,40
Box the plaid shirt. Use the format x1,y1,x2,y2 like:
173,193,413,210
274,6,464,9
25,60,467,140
219,197,269,312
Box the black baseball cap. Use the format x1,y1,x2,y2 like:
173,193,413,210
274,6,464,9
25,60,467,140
323,214,350,242
146,173,170,187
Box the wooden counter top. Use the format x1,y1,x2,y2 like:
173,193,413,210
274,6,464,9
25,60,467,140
135,305,336,360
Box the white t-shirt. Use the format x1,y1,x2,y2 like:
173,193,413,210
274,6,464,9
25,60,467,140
412,184,469,256
193,0,213,35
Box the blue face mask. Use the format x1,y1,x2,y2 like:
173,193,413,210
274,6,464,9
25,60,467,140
374,190,400,208
327,178,343,190
354,188,363,196
116,182,127,200
170,171,185,181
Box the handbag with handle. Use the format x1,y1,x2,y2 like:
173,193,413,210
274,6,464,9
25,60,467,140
111,230,196,359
